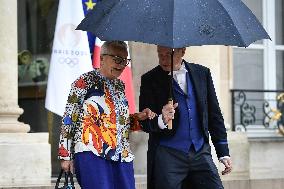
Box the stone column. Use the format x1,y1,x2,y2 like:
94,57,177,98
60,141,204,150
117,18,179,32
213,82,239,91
129,42,157,176
0,1,51,187
0,0,30,133
129,42,156,188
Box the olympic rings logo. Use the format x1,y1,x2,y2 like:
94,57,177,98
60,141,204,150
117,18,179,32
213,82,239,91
58,57,79,67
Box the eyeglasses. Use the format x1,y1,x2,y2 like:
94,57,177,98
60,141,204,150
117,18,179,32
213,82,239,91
102,54,131,66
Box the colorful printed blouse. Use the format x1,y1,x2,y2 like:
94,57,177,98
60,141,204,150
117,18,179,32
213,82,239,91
58,69,141,162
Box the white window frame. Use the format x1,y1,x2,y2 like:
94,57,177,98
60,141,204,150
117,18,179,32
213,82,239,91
233,0,284,138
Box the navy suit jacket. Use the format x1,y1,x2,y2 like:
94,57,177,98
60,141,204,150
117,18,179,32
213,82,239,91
139,61,229,189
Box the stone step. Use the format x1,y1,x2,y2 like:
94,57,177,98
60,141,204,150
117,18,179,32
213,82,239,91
0,183,147,189
2,177,283,189
0,175,147,189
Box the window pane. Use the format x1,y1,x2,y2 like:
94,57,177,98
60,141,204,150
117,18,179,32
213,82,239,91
233,49,264,89
18,0,58,54
242,0,263,44
276,0,284,45
17,0,58,129
276,51,284,89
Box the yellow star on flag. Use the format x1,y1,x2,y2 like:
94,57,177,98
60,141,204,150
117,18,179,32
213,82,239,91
85,0,96,10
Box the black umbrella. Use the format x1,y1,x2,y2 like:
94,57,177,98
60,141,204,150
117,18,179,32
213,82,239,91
77,0,270,128
77,0,270,47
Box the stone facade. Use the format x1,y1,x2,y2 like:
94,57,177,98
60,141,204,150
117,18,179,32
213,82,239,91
0,1,51,187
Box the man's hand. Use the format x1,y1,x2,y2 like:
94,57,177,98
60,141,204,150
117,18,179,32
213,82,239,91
220,157,232,175
136,108,157,121
60,160,74,173
162,102,178,124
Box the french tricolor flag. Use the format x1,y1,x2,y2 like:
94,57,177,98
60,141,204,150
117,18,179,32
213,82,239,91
46,0,136,116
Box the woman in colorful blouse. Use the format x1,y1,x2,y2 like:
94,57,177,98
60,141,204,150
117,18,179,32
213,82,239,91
58,41,156,189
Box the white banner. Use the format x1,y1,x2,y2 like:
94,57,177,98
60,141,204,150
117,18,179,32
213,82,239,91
45,0,93,116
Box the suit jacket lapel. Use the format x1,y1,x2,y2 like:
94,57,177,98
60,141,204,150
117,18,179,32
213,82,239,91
185,62,204,108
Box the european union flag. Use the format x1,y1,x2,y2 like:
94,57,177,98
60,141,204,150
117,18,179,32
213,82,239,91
82,0,99,60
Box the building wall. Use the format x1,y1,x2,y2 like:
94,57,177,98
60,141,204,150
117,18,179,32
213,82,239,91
128,42,157,174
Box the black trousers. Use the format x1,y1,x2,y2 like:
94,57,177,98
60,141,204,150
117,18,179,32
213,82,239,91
154,143,223,189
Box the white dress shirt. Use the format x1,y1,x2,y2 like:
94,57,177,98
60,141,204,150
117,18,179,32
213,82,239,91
172,63,188,94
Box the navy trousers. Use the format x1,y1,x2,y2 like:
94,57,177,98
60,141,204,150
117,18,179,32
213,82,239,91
154,143,223,189
74,151,135,189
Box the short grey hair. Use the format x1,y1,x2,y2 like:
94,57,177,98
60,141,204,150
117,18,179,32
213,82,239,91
100,41,128,55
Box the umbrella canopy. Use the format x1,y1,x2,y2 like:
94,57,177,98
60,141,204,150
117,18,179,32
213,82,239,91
77,0,270,48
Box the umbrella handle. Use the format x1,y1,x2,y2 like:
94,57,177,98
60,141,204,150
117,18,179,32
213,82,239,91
167,100,173,130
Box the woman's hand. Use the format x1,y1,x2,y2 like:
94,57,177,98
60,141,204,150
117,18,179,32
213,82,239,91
60,160,74,173
136,108,157,121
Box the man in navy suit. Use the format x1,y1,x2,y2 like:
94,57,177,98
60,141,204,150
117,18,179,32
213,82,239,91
139,46,232,189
